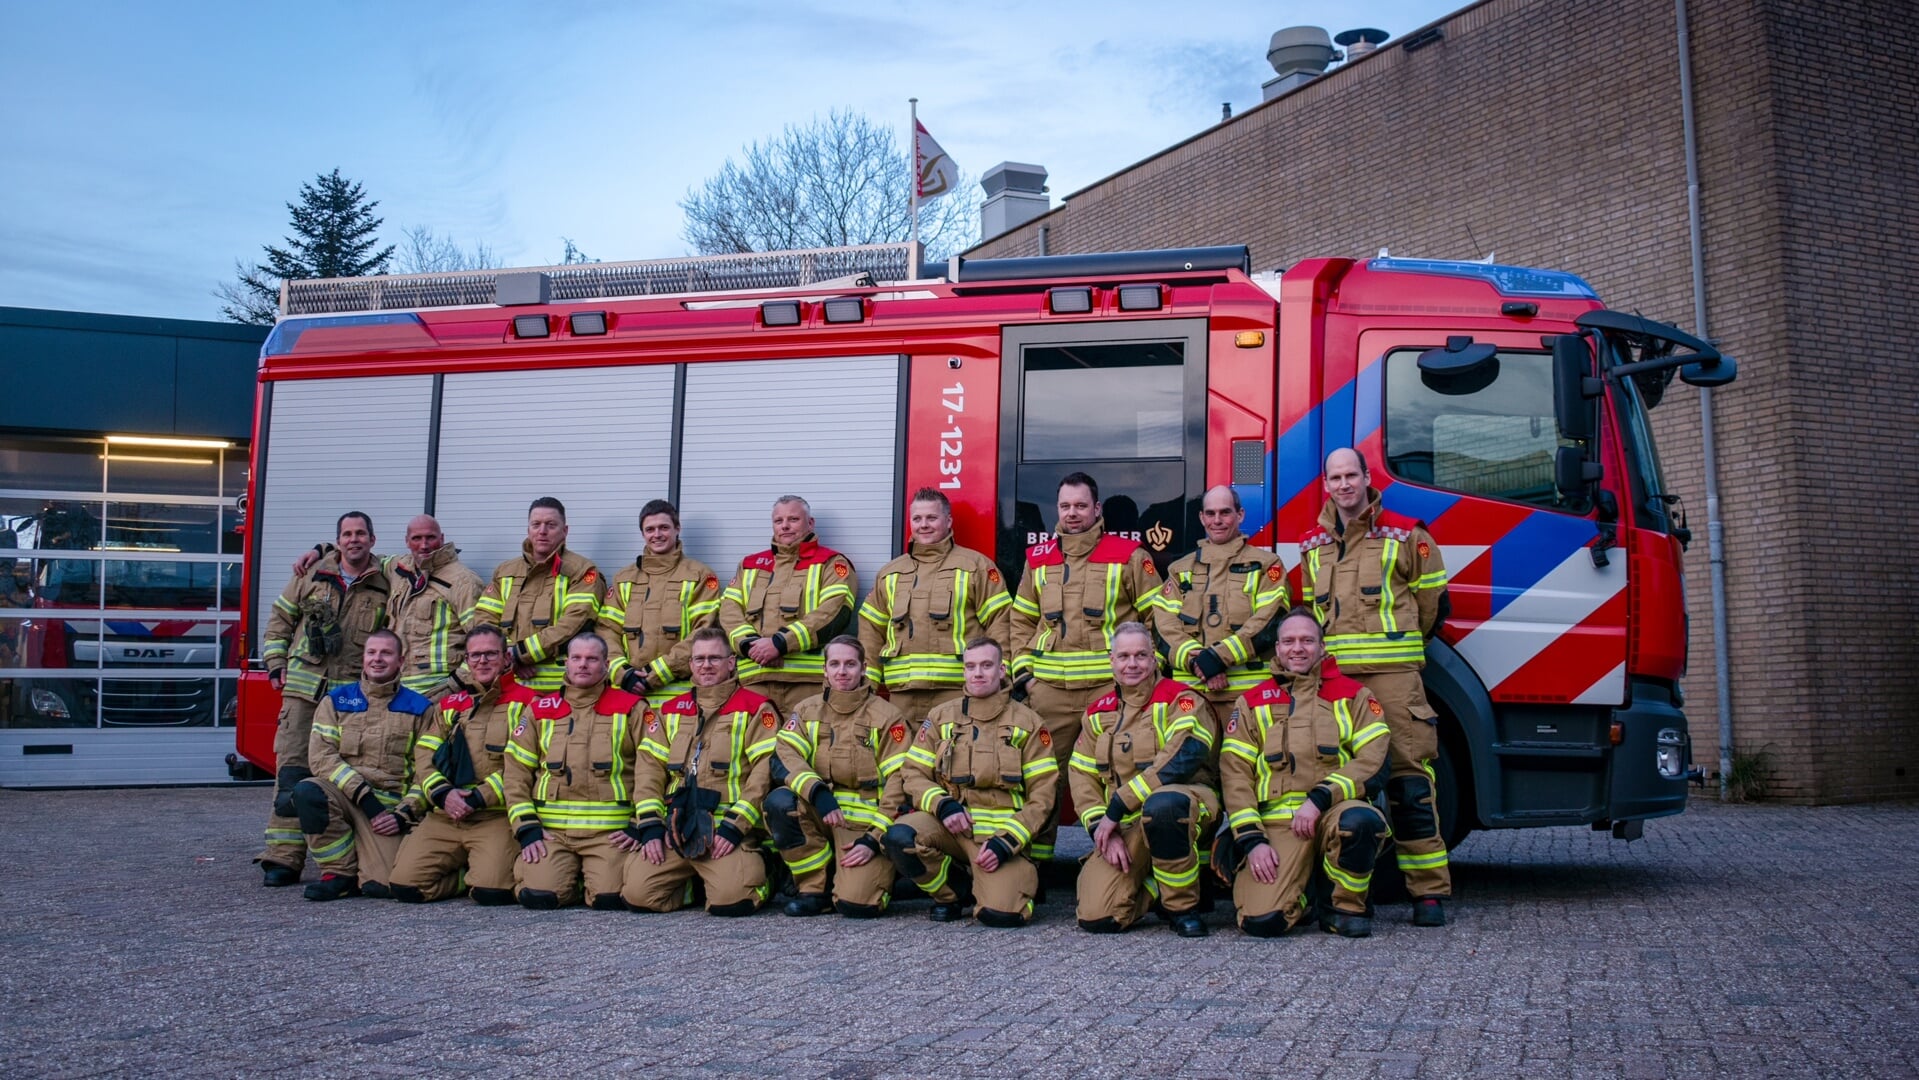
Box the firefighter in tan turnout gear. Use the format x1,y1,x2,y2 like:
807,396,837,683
385,514,484,697
1070,622,1220,938
621,626,778,916
1008,472,1167,860
257,511,390,887
1155,486,1288,714
884,638,1058,927
1297,448,1453,926
1221,610,1392,937
767,636,909,918
387,625,527,905
291,630,434,902
857,487,1011,726
503,633,645,911
719,495,857,717
598,498,722,707
471,496,605,693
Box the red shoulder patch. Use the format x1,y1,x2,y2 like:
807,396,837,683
1318,662,1366,702
530,693,570,720
724,686,773,716
661,692,698,716
1416,540,1431,559
643,709,661,734
1249,680,1290,708
741,550,777,571
439,691,475,712
1026,537,1063,567
796,542,845,570
1085,691,1120,716
833,561,849,579
1174,694,1197,715
986,568,1001,584
760,706,778,730
596,688,643,715
581,569,599,585
1088,534,1142,564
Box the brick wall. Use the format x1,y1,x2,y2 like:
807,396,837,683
969,0,1919,802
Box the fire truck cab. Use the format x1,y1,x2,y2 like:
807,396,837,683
236,243,1733,846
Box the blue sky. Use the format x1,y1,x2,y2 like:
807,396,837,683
0,1,1459,320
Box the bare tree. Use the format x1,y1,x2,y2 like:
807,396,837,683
681,109,982,262
394,226,501,274
215,260,281,324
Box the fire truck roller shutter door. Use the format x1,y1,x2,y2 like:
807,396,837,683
255,376,433,649
676,356,904,594
432,367,676,577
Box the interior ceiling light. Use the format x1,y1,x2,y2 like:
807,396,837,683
105,436,234,449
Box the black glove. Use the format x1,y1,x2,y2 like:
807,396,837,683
514,822,545,849
936,798,965,822
619,669,647,696
1190,648,1228,680
1105,797,1130,825
357,792,387,821
621,824,648,846
852,834,882,856
637,822,666,846
983,836,1015,865
715,820,744,849
1010,673,1034,702
1307,786,1333,812
809,786,842,818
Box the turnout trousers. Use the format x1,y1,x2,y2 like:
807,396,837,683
389,811,516,901
1076,783,1217,928
889,810,1037,925
515,828,626,908
1234,799,1389,932
766,795,893,913
1356,668,1451,898
292,775,403,888
1018,678,1106,861
257,694,320,872
620,843,769,914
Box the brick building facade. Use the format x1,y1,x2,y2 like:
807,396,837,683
967,0,1919,802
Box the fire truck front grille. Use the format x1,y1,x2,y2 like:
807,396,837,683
98,680,214,726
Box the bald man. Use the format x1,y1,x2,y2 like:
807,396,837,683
386,515,485,697
1295,448,1451,925
1154,485,1288,716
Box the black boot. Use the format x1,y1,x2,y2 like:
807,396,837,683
928,901,969,922
1322,911,1373,938
303,873,359,902
784,893,833,917
1412,898,1447,927
1171,912,1209,938
262,864,300,888
360,880,391,900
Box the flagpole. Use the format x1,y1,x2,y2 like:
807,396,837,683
908,97,920,281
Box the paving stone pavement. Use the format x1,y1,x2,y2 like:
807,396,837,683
1,787,1915,1078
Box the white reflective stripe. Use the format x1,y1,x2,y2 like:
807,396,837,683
1572,662,1627,705
1453,548,1623,689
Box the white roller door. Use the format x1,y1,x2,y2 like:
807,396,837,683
255,376,433,646
678,356,902,594
434,366,676,579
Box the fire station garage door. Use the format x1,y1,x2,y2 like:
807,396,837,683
434,366,677,577
677,356,902,593
255,376,433,642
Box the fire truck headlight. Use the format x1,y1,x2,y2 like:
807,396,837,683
30,688,70,720
1656,728,1685,779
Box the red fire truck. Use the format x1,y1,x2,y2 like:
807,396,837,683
232,242,1733,847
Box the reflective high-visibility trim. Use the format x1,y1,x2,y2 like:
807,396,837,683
1172,637,1202,669
633,797,666,820
1255,791,1310,823
1220,739,1261,763
918,852,953,894
1152,862,1200,889
272,596,301,617
947,569,974,656
1323,855,1371,894
1377,539,1401,634
312,723,342,741
1008,653,1035,677
1009,592,1042,618
1327,773,1358,801
264,827,304,844
1025,844,1053,861
787,769,825,796
1069,751,1101,775
903,746,939,769
1227,806,1263,831
1127,773,1153,804
833,794,893,832
1324,634,1426,666
778,728,817,755
783,844,834,875
977,588,1012,623
739,654,826,679
310,832,355,863
877,656,966,688
1351,721,1390,750
1396,848,1451,871
1021,756,1058,782
917,785,951,814
1027,650,1115,683
480,773,506,806
283,669,324,699
1078,805,1107,829
504,740,539,767
533,799,633,830
1415,570,1448,590
327,762,361,791
858,599,889,628
509,800,538,825
645,656,677,685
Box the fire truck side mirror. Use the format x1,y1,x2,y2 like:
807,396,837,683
1415,337,1499,395
1555,445,1603,503
1552,334,1601,443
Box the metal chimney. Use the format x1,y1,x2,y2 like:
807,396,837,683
1263,26,1338,100
980,162,1050,241
1335,28,1389,62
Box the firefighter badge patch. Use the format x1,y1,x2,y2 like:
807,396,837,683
890,722,908,743
1417,540,1430,559
1175,694,1197,714
513,714,528,737
644,711,661,734
834,562,850,579
1038,728,1052,748
1143,561,1158,576
704,575,718,591
1226,708,1238,734
987,568,1001,584
761,708,778,730
1368,698,1384,716
1266,564,1284,582
582,569,598,584
1161,580,1177,599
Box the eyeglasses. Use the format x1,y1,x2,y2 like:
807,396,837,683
467,650,505,662
690,655,731,666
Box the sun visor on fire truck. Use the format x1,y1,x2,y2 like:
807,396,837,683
951,246,1251,283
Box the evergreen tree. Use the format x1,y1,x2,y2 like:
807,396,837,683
217,169,396,324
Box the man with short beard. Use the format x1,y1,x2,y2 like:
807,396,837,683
471,497,605,692
598,498,722,706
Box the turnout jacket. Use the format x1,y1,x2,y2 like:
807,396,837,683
308,676,434,823
471,542,605,691
1008,525,1168,686
502,682,644,845
775,682,910,850
857,536,1012,692
719,534,857,685
597,545,723,695
385,544,485,694
413,675,529,818
632,681,779,851
1069,677,1219,830
1295,489,1448,672
1155,535,1288,696
264,553,390,702
899,688,1059,858
1220,657,1391,848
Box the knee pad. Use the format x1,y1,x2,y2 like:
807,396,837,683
1337,806,1388,873
763,789,805,849
588,892,628,911
289,781,330,835
1386,776,1438,840
470,887,515,907
836,900,883,919
388,883,426,904
883,824,925,877
1141,791,1194,860
518,888,561,911
1240,910,1291,938
706,898,758,918
976,906,1028,929
272,766,312,817
1077,916,1125,935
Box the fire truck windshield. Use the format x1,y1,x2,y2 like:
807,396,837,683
1612,361,1677,536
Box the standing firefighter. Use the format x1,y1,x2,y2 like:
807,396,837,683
1070,623,1220,938
858,488,1011,725
885,638,1058,927
471,497,605,693
387,625,526,905
503,633,644,911
291,630,433,901
767,636,909,918
719,495,857,717
620,626,778,917
598,498,723,707
1007,472,1167,860
1220,610,1392,937
1297,448,1452,925
385,514,484,697
256,511,390,887
1155,485,1288,715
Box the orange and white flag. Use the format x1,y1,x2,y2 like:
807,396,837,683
915,120,958,201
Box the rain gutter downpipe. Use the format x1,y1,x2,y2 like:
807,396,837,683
1676,0,1734,797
